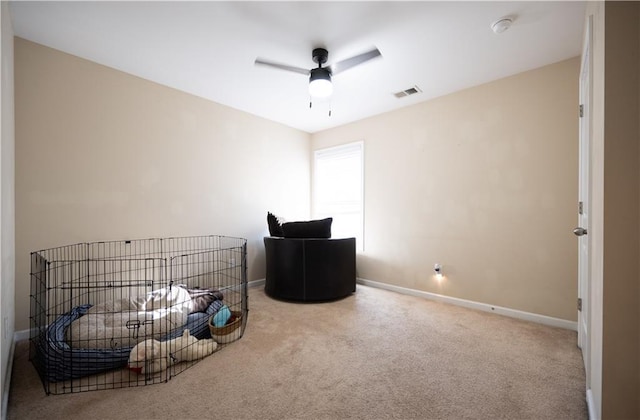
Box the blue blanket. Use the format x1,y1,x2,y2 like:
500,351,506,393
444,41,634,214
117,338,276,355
33,300,223,383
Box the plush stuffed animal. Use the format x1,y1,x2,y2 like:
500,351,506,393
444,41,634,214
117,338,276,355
127,329,217,374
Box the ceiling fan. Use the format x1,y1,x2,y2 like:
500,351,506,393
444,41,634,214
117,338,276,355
255,47,381,99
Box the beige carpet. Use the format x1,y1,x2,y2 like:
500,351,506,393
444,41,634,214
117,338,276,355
8,285,587,419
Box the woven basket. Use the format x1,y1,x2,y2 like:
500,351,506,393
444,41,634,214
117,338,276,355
208,311,242,344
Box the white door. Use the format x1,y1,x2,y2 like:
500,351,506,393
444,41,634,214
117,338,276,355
576,17,592,380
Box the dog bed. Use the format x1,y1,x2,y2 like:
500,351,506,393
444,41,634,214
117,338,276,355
33,299,224,382
65,286,194,349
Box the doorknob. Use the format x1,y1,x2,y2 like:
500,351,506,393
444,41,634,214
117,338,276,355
573,227,588,236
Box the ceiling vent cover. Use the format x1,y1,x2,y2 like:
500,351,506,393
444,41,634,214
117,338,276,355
394,85,422,98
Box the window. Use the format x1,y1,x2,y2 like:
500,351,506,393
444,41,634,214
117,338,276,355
313,142,364,251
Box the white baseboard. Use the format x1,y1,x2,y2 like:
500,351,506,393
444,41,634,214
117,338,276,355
357,278,578,331
13,329,29,342
248,278,265,288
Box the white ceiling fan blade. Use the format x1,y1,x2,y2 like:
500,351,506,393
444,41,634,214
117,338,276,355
330,48,382,75
255,58,310,75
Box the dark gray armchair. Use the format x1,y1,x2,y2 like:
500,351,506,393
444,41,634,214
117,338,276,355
263,237,356,301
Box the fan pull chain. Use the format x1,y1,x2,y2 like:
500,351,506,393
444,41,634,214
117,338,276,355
308,97,331,116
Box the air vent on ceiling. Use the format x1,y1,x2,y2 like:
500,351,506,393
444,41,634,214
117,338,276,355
394,85,422,98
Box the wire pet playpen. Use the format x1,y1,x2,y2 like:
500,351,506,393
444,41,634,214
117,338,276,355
30,235,247,395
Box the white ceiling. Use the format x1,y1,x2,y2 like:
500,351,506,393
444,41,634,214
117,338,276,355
10,1,586,134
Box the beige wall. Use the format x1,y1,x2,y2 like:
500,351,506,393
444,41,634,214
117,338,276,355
14,38,311,331
312,58,580,321
1,2,15,416
600,3,640,419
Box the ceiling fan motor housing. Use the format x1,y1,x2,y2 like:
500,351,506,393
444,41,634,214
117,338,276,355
310,67,331,82
312,48,329,66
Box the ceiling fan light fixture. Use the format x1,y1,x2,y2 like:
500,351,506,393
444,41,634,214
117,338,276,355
309,68,333,98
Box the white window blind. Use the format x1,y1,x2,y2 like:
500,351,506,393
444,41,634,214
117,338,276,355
313,142,364,251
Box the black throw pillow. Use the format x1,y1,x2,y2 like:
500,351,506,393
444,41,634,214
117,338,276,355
267,212,284,237
282,218,332,239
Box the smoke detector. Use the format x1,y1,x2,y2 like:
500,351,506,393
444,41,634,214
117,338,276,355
491,17,513,34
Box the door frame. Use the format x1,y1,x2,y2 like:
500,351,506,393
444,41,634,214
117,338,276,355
577,15,592,387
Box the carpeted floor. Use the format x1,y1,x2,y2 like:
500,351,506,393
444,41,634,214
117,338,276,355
7,284,587,419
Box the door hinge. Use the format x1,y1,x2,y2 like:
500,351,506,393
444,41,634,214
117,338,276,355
579,201,583,215
579,104,584,118
577,298,582,311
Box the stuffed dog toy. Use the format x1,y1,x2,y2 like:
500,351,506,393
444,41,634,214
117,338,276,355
127,329,217,374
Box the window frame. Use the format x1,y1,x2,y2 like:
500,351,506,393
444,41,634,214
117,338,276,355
312,141,364,252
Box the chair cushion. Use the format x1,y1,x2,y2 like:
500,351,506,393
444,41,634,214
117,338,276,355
282,218,332,239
